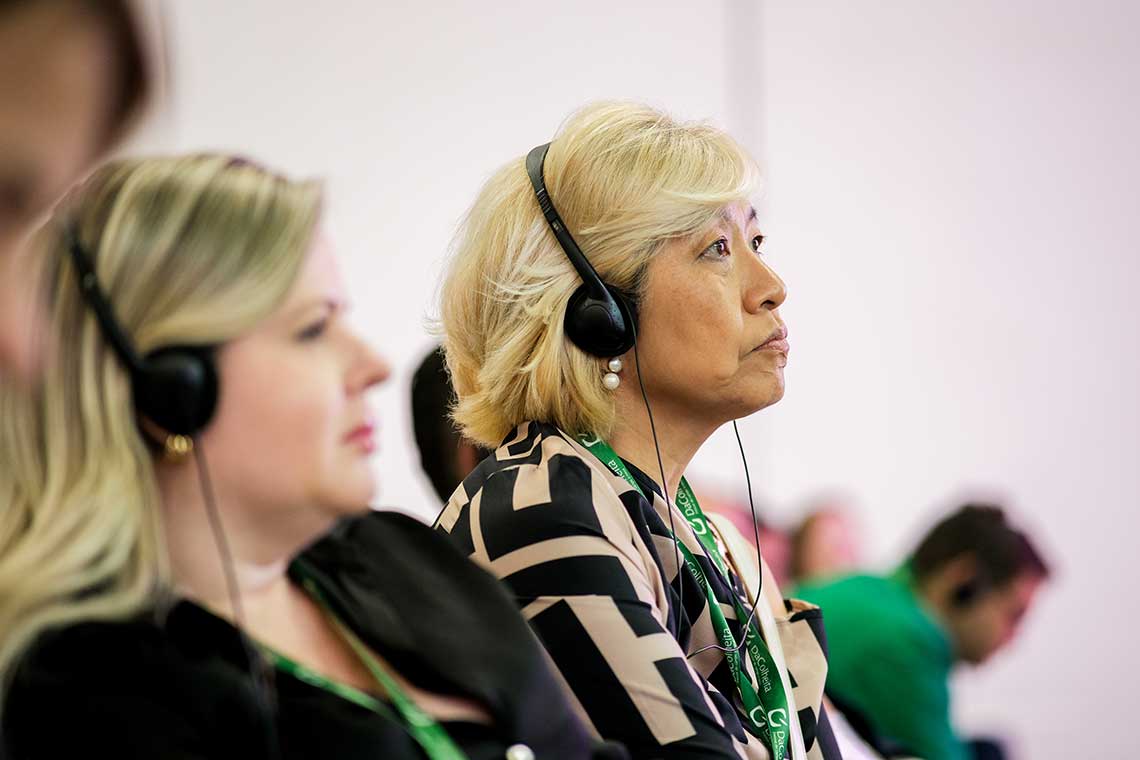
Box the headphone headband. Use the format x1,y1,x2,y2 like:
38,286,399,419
65,226,219,436
67,228,146,374
524,144,613,298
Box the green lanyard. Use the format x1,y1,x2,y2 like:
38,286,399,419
579,434,791,759
259,576,469,760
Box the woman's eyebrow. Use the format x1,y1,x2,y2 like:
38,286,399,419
717,205,759,225
284,297,341,320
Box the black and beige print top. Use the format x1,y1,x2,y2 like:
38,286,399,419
436,421,844,760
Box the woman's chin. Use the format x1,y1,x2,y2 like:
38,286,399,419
320,475,379,518
739,375,786,415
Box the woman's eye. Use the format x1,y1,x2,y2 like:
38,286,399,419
296,318,329,341
702,238,730,259
751,234,765,253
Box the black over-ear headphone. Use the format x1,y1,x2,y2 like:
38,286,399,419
67,227,219,436
951,574,989,608
525,143,637,358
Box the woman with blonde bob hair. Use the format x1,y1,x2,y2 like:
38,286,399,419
437,102,844,760
0,154,613,759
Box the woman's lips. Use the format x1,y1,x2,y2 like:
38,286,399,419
344,422,376,453
754,326,789,355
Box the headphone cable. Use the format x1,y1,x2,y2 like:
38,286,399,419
192,440,281,759
631,338,685,618
686,420,765,658
631,340,768,655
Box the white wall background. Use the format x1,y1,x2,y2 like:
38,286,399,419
755,2,1139,758
130,2,1137,757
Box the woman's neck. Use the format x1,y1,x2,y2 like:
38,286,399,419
156,460,317,624
607,393,717,498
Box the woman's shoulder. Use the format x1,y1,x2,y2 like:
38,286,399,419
5,609,268,757
299,507,603,758
436,421,638,557
11,603,247,684
301,508,506,601
462,420,594,493
13,617,166,685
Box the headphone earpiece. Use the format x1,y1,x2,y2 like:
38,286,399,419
951,578,982,608
525,143,638,358
133,346,218,437
564,283,637,358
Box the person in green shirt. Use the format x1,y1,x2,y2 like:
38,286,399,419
794,504,1050,760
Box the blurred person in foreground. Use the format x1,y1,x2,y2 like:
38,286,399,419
0,0,149,381
795,504,1050,760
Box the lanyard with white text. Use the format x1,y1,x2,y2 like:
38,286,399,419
578,434,791,759
260,575,469,760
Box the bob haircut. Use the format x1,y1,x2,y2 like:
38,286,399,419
440,101,760,448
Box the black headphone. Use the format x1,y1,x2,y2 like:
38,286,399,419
525,143,637,358
67,227,218,436
951,575,989,608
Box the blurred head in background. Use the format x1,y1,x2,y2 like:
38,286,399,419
911,503,1050,664
789,498,862,584
410,344,490,502
0,0,150,382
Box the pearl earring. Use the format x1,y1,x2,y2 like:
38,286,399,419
602,357,623,390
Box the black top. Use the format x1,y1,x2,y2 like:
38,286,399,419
4,511,624,759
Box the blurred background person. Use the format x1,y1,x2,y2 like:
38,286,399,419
0,0,150,382
410,344,490,503
693,483,794,588
788,497,863,586
0,154,609,759
794,504,1050,760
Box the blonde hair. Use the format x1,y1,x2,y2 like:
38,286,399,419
440,101,760,447
0,154,321,694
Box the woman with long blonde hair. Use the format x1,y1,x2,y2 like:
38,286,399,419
436,102,845,760
0,154,614,759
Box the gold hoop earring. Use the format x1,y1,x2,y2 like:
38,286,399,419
163,434,193,462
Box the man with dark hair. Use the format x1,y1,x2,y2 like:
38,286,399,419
794,504,1050,760
410,346,490,502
